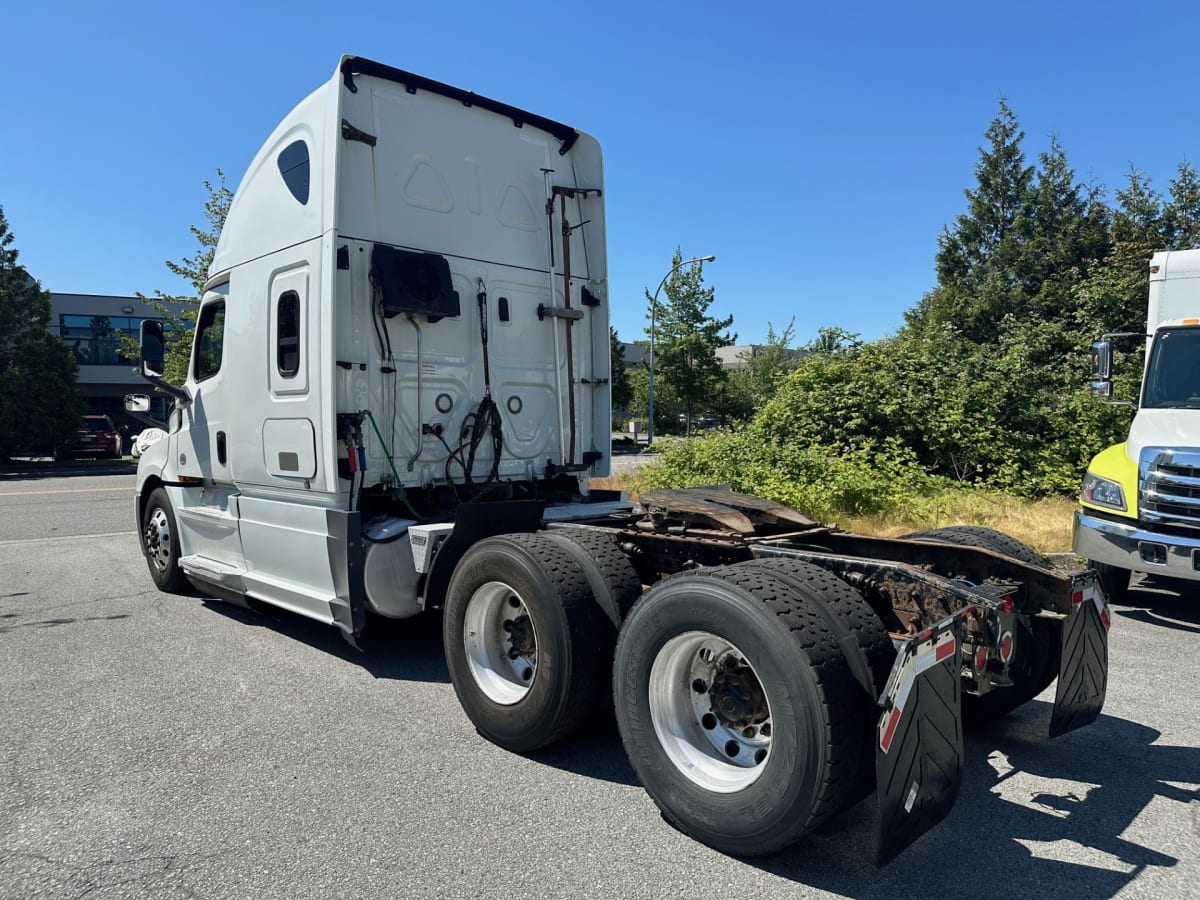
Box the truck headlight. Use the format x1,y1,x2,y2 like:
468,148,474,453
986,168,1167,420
1081,472,1127,511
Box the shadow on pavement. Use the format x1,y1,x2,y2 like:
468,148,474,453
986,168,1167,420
1113,577,1200,633
749,703,1195,897
199,595,450,684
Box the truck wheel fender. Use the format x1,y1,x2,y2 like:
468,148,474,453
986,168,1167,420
540,528,642,628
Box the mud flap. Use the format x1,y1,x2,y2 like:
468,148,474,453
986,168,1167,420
1049,580,1110,738
875,620,965,866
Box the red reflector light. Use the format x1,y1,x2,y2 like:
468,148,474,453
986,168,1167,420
974,646,987,673
999,631,1014,663
1072,590,1084,605
880,706,901,754
1100,608,1111,631
1000,595,1014,615
935,638,956,662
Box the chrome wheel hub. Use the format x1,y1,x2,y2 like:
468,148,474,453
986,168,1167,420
463,581,538,705
648,631,772,792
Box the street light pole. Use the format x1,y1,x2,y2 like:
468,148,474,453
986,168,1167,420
647,254,716,445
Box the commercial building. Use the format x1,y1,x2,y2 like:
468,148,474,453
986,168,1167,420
49,293,178,432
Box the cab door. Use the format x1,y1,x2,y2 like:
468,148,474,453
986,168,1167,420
172,293,242,566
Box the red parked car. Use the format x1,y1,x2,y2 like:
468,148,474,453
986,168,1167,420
73,415,123,459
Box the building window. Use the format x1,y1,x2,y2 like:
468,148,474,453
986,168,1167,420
278,140,310,204
277,291,300,377
60,315,162,366
193,302,225,382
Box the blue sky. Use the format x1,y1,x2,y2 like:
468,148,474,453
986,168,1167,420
4,0,1197,347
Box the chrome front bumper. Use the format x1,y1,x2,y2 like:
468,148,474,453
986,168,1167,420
1073,509,1200,582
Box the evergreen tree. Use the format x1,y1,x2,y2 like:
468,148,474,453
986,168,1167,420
1111,168,1168,247
920,99,1036,341
645,248,733,432
0,205,83,459
1166,160,1200,249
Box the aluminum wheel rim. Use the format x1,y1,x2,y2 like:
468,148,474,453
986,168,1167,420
463,581,538,705
144,506,172,574
648,631,773,793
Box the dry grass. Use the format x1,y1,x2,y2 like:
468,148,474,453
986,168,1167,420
837,491,1078,553
590,475,1078,554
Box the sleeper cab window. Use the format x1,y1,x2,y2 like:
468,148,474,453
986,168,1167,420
278,140,310,204
277,291,301,377
194,301,226,382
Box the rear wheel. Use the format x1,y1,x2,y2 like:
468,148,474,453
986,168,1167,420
739,558,896,801
141,487,187,592
904,526,1059,723
614,565,861,856
444,533,606,752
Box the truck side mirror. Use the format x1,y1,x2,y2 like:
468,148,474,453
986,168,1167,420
141,320,166,378
1089,380,1113,399
137,319,191,406
124,394,151,413
1091,340,1112,380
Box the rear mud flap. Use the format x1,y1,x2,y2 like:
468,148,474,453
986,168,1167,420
1049,582,1110,738
875,622,964,865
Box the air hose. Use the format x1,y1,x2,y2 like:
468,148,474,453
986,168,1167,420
363,408,425,520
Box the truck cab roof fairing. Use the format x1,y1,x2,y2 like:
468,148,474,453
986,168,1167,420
209,83,332,282
338,57,580,155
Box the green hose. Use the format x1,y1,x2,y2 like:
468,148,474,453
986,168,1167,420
362,409,426,521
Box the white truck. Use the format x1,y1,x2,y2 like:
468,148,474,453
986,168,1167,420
1077,248,1200,600
129,56,1110,864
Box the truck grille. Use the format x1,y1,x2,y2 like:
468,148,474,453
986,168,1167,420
1140,448,1200,531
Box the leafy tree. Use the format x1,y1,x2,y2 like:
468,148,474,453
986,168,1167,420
0,205,83,459
645,248,733,431
609,327,633,416
132,172,232,383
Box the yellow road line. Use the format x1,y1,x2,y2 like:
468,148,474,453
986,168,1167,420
0,529,135,546
0,487,134,497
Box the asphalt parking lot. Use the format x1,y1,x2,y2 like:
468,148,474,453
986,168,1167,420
1,472,1197,899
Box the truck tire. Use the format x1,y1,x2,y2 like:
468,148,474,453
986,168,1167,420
903,526,1059,724
443,533,606,752
141,487,188,593
613,565,862,856
901,525,1044,565
541,527,643,626
738,558,896,801
1092,561,1131,604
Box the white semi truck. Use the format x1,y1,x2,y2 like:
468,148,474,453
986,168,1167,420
1077,248,1200,600
129,56,1110,864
